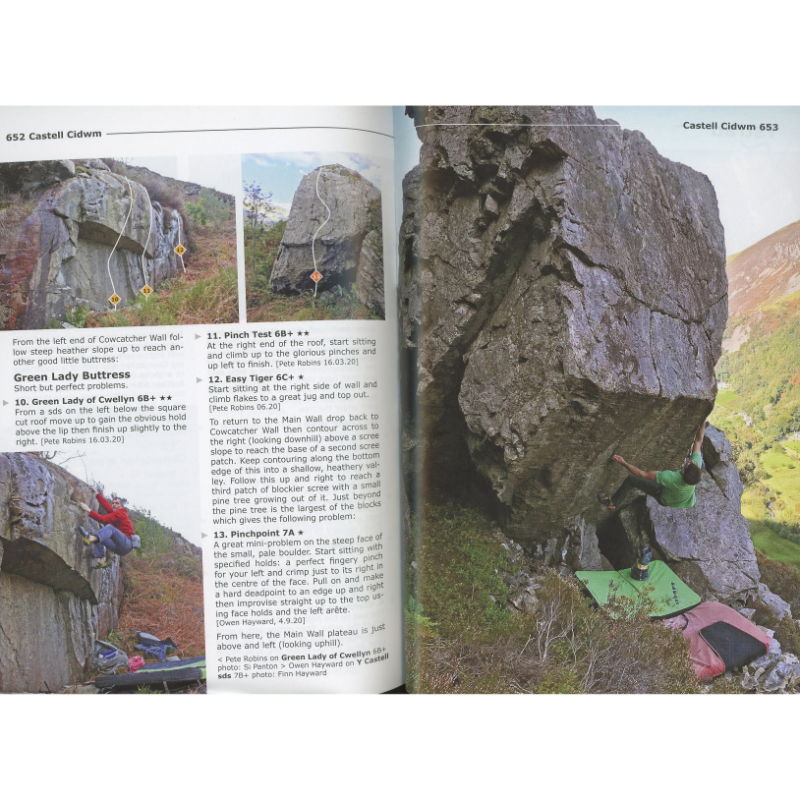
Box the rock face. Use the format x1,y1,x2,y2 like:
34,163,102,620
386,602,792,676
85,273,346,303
0,159,184,329
401,106,727,545
0,453,123,692
612,425,760,603
271,165,384,315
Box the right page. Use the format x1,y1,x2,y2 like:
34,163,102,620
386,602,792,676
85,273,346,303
400,106,800,693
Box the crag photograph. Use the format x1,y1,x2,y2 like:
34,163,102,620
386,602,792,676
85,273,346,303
0,157,238,330
400,105,800,694
0,451,205,694
243,152,385,322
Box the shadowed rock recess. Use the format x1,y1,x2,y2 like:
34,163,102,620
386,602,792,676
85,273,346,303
401,106,772,603
0,159,185,329
0,454,123,692
271,165,384,315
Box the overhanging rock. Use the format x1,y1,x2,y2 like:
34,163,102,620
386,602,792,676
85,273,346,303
0,453,123,692
401,106,726,546
0,160,184,329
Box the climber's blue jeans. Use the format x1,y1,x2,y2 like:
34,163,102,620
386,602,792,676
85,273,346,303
92,525,133,559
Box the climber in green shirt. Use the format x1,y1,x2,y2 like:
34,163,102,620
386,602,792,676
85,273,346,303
598,421,706,511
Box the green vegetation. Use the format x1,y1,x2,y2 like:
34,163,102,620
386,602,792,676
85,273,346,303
408,502,699,694
186,188,231,228
88,265,238,328
111,512,204,660
63,304,91,328
717,291,800,441
712,290,800,568
245,219,286,307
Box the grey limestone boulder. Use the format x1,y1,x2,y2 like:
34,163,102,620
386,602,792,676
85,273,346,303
271,165,384,316
401,106,726,548
755,581,793,620
0,161,184,328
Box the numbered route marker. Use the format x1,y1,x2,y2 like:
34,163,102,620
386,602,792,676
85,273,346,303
108,293,121,306
310,270,323,283
174,244,186,256
141,284,153,296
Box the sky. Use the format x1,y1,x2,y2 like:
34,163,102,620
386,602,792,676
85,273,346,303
242,152,383,214
597,106,800,254
393,106,800,255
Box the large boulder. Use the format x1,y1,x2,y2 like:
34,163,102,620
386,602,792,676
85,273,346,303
400,106,726,545
0,160,184,329
0,453,123,692
271,164,384,315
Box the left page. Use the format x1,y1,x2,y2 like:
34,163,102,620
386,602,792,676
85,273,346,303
0,106,403,693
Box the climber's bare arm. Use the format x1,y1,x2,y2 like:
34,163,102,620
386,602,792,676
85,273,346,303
611,454,657,481
692,420,706,454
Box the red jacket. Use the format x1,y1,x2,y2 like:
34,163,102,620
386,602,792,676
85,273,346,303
88,493,135,538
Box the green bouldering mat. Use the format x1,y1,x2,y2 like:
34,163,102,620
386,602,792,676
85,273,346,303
575,560,701,619
95,657,206,690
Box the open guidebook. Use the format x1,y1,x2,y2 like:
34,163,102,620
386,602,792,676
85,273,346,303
1,105,799,694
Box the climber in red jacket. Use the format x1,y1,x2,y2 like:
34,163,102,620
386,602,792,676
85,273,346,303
77,489,137,568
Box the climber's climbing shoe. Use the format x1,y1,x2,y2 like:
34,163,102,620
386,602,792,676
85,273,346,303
78,525,93,545
92,558,110,569
597,492,616,511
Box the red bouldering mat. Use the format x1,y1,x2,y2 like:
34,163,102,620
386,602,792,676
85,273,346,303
661,601,770,680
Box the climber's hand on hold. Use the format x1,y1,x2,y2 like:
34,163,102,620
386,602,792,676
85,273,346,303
611,454,626,466
78,501,91,512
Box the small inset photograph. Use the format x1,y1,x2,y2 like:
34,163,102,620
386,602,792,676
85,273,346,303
0,451,205,693
243,152,385,321
0,157,238,330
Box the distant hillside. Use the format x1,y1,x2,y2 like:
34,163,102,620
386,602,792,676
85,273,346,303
717,291,800,442
713,219,800,564
727,220,800,319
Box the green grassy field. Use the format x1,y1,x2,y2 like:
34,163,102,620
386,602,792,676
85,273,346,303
751,524,800,568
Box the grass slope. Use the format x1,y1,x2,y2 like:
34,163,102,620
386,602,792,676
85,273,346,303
112,515,205,659
407,503,699,694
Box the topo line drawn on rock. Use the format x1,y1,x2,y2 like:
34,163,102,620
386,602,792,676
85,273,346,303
311,168,331,298
105,177,136,309
175,215,186,272
139,181,153,289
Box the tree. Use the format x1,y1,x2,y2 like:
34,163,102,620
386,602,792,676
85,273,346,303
243,181,274,231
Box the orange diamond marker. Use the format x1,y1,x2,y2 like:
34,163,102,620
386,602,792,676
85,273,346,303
174,244,186,256
141,284,153,296
310,270,323,283
108,293,121,305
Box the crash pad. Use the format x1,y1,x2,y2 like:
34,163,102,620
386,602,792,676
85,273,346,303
575,560,701,618
662,601,770,679
95,656,206,689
